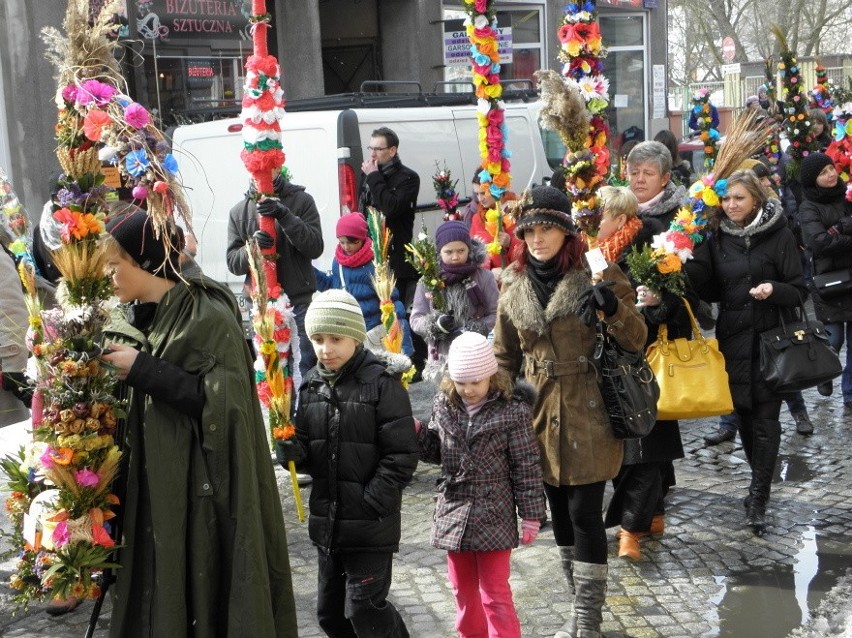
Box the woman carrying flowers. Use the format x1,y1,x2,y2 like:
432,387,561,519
468,181,520,277
596,186,692,562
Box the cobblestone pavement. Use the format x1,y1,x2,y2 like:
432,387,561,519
2,382,852,637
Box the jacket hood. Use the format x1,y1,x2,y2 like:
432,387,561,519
719,198,786,240
370,349,414,377
512,379,537,407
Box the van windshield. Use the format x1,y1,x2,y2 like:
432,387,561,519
539,127,567,171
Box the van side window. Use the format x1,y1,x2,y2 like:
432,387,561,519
539,128,566,171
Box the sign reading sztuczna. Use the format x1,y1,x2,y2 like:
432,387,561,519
134,0,251,40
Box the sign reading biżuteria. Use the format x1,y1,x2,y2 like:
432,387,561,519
443,27,513,67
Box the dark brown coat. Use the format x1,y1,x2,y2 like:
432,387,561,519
493,263,648,486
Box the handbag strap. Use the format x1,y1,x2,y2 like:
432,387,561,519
657,297,703,345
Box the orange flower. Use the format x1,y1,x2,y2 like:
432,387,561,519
492,172,510,188
51,448,74,466
656,253,682,274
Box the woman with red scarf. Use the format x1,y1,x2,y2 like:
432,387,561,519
469,188,521,281
315,213,413,355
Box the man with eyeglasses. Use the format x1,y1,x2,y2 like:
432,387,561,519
359,127,425,374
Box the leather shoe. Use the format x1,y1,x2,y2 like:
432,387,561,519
45,597,81,617
817,381,833,397
704,427,736,445
618,530,643,561
793,412,814,435
650,514,665,536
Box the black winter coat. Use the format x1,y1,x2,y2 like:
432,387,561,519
799,192,852,323
294,347,419,554
226,180,324,307
685,200,807,410
612,217,687,466
358,155,420,281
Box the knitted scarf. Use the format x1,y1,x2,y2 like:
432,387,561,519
336,239,374,268
526,254,562,309
441,260,486,308
599,216,643,262
802,181,847,205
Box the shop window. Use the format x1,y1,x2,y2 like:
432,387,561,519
441,3,545,90
600,14,647,151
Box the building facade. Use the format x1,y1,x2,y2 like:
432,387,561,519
0,0,667,215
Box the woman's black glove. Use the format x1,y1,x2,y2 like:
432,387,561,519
275,439,303,468
257,198,291,221
578,280,619,325
0,371,33,408
252,229,275,249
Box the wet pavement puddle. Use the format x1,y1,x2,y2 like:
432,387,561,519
704,526,852,637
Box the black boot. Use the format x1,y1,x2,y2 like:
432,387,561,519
745,419,781,536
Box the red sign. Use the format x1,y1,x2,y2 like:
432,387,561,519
722,36,735,62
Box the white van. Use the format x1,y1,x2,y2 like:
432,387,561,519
172,96,562,308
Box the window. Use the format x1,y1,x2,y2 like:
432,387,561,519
599,13,647,151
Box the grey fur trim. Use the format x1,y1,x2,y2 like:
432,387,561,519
640,181,686,219
423,360,446,384
371,350,414,376
719,198,785,240
468,237,488,266
500,264,592,335
512,378,537,407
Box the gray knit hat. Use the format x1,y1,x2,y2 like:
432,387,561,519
305,289,367,343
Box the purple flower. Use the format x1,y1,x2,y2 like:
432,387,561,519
125,149,150,178
124,103,150,129
61,85,77,104
39,447,55,468
78,80,116,107
75,468,100,488
52,521,70,548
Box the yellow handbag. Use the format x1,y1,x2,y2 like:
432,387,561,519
645,298,734,420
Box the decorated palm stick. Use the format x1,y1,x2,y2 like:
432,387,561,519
240,0,286,292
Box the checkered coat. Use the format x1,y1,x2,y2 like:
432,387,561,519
418,383,545,552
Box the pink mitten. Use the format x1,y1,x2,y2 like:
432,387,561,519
521,519,540,545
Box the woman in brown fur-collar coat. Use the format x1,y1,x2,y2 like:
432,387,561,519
493,186,647,638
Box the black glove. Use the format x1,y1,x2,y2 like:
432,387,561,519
256,197,290,221
252,229,275,249
436,313,457,335
1,371,33,408
578,280,619,325
275,439,302,467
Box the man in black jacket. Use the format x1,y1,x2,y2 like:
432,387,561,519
226,174,324,375
359,127,425,373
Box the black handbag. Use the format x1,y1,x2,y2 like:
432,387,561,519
812,267,852,299
758,302,841,393
593,322,660,439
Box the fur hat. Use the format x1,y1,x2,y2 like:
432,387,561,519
435,220,471,250
336,213,368,241
105,207,183,281
511,186,577,239
446,332,498,383
305,289,367,343
799,153,834,189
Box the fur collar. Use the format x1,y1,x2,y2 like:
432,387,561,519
500,263,592,335
719,198,786,240
639,181,686,219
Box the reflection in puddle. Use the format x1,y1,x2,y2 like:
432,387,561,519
708,527,852,637
774,455,817,483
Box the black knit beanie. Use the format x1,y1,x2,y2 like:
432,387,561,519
105,207,183,281
799,153,834,189
512,186,577,239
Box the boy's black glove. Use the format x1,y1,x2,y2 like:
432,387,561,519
257,198,291,221
436,313,457,335
0,371,33,408
275,440,301,467
252,229,275,249
578,280,619,325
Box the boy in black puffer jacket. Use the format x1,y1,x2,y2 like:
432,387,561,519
281,289,418,637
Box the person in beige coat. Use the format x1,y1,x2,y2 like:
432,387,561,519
493,186,647,638
0,229,31,427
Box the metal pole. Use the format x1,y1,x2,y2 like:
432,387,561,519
152,37,162,121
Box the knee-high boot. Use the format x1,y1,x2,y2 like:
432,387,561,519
746,418,781,535
573,561,608,638
554,546,576,638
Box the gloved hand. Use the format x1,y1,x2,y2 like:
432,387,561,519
521,519,541,545
257,197,291,221
578,280,619,325
0,371,33,408
252,229,275,249
275,439,302,467
436,313,457,335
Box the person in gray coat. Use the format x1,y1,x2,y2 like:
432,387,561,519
0,230,30,426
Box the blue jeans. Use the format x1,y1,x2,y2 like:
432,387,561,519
293,303,316,377
719,392,806,432
826,321,852,402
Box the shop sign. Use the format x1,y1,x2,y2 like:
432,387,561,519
134,0,251,41
443,27,513,68
186,59,217,88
